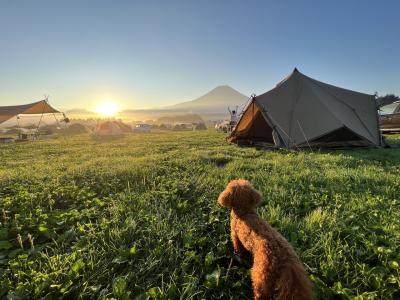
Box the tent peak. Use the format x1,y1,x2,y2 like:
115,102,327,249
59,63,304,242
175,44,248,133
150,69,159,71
275,68,301,87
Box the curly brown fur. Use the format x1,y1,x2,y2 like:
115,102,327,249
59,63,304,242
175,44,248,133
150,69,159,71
218,179,313,300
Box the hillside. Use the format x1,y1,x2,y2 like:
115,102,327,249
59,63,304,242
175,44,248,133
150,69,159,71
156,114,203,124
170,85,248,113
65,108,94,115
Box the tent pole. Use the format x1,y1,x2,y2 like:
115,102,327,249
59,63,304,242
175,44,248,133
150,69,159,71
35,101,46,139
16,115,22,139
287,73,302,148
252,99,255,140
52,112,68,141
52,112,58,124
52,112,65,129
52,112,62,130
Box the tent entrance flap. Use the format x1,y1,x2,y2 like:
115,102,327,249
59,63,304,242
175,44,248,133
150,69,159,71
247,107,274,143
229,102,274,144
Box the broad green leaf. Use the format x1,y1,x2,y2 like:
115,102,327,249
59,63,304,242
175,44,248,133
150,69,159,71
0,240,12,250
69,259,84,276
38,224,48,233
389,261,399,269
0,228,8,240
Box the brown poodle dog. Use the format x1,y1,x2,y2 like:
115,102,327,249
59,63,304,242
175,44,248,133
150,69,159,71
218,179,313,300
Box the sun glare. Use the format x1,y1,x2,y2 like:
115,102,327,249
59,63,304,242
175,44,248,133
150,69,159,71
94,101,120,116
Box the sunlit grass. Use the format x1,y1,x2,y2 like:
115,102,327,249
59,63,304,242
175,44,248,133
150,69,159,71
0,131,399,299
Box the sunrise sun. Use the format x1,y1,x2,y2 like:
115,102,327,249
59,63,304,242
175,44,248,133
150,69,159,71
94,101,120,116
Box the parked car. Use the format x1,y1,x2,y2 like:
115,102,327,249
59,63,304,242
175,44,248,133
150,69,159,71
158,123,173,130
380,113,400,133
215,120,236,133
133,124,151,133
0,137,14,144
172,123,193,131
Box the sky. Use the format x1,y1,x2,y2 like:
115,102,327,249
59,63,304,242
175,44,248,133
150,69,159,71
0,0,399,111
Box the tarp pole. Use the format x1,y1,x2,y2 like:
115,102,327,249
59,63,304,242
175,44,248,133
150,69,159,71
251,100,255,140
35,101,46,139
16,115,21,139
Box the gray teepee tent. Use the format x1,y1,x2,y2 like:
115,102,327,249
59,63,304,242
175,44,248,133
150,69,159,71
229,69,382,148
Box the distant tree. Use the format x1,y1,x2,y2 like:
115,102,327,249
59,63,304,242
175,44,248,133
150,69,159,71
376,94,400,107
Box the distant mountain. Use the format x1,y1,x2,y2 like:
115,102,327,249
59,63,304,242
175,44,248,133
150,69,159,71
169,85,248,113
64,85,248,121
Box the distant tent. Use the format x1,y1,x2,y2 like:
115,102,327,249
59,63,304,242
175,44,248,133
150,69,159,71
38,124,59,135
4,128,20,135
376,95,400,108
195,123,207,130
62,123,90,135
114,120,133,133
93,120,131,137
229,69,382,149
393,102,400,114
0,100,60,124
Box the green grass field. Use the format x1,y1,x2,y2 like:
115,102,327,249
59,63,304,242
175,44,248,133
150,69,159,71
1,131,399,299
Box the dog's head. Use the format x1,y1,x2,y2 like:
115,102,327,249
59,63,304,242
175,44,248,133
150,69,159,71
218,179,262,211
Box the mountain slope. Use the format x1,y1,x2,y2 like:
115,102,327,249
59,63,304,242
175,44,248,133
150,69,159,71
64,86,249,120
170,85,248,113
65,109,94,115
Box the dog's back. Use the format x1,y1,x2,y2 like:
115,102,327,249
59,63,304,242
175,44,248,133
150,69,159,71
218,179,313,300
236,213,313,300
276,259,313,300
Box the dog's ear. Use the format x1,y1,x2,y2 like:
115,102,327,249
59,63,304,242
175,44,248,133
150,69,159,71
218,185,233,207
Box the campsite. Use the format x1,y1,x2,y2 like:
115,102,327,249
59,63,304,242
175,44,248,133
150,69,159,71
1,71,400,300
0,130,399,299
1,72,400,300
